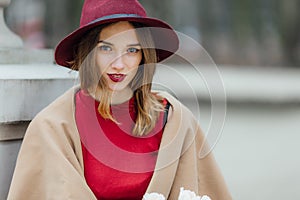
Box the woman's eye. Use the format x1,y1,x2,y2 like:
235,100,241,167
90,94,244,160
127,47,140,54
99,45,112,52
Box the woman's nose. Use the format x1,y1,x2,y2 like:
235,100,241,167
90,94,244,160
111,54,126,70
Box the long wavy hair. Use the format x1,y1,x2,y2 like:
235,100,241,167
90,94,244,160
70,22,164,136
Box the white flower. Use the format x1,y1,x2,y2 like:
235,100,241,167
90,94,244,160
143,192,166,200
143,188,211,200
200,195,211,200
178,187,211,200
178,187,201,200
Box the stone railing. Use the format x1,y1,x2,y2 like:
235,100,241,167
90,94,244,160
0,0,79,138
0,1,78,198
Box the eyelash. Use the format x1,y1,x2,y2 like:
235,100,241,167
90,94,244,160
98,45,112,52
127,47,140,54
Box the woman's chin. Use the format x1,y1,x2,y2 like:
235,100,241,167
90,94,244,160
108,84,130,93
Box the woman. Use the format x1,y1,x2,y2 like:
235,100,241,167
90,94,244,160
8,0,231,199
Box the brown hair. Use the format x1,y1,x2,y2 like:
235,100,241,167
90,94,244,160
71,22,164,136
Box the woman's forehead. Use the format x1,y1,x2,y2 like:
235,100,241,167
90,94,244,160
99,21,139,44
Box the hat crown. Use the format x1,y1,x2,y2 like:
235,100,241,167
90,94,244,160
80,0,147,27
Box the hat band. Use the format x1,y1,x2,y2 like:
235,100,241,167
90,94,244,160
88,14,142,25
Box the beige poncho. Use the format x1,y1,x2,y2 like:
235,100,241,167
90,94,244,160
8,87,231,200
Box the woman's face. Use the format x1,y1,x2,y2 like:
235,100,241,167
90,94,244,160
96,21,142,92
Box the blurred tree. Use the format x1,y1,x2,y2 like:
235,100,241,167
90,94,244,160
196,0,299,67
139,0,175,25
44,0,83,48
276,0,300,66
5,0,299,67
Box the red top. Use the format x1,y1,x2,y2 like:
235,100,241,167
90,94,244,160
75,90,167,199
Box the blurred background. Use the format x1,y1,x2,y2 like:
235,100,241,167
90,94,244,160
4,0,300,68
2,0,300,199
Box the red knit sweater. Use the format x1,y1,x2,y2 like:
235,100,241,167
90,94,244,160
75,90,167,199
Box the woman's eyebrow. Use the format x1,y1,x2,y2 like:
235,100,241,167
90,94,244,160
98,40,141,47
127,43,141,47
98,40,113,45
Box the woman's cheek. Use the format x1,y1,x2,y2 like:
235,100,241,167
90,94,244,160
96,57,110,74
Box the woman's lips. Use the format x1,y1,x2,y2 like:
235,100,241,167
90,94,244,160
107,73,126,82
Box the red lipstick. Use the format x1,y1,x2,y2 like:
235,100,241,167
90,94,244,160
107,73,126,82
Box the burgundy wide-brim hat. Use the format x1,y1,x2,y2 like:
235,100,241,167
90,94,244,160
54,0,179,68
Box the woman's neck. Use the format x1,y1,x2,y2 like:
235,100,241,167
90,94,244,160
110,88,133,105
93,87,133,105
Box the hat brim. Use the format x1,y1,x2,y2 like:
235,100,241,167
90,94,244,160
54,16,179,68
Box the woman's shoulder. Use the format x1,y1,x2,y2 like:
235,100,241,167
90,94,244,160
152,90,179,105
152,90,195,120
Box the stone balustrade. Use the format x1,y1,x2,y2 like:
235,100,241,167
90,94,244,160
0,0,78,140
